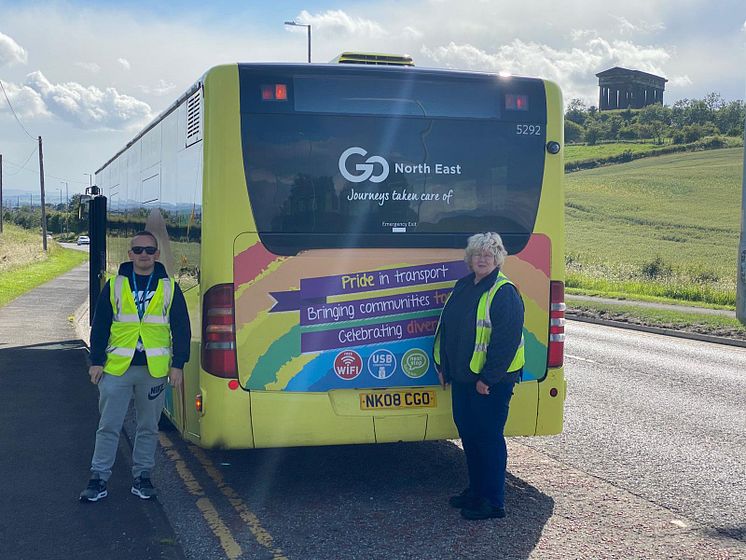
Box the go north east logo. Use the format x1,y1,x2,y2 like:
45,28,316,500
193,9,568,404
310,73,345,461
339,146,463,184
338,147,390,183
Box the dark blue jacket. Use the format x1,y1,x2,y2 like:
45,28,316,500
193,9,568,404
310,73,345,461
437,267,524,385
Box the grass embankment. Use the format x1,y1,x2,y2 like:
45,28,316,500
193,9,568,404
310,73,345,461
567,297,746,340
565,142,667,164
0,224,88,308
565,147,743,312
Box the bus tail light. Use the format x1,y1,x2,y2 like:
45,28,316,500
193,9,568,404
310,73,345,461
548,281,565,368
261,84,288,101
202,283,238,378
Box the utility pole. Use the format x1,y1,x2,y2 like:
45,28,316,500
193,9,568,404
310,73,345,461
737,112,746,326
38,136,47,251
0,153,4,234
61,180,69,233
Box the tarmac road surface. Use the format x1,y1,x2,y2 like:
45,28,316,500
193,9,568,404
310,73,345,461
2,264,743,559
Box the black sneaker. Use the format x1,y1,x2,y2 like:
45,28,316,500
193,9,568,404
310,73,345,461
448,488,478,509
79,476,108,502
131,475,157,499
460,498,506,520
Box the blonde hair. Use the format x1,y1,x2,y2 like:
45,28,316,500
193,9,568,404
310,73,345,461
464,232,507,271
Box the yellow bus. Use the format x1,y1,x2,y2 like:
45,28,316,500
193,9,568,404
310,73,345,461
95,60,566,449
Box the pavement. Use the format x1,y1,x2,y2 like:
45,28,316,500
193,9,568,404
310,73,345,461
0,263,184,560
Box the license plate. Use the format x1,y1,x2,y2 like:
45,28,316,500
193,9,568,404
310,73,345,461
359,390,437,410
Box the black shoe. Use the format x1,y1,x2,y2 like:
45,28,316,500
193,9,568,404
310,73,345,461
448,488,478,509
460,499,506,520
131,475,157,499
80,476,108,502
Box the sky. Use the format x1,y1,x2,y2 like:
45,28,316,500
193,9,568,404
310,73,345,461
0,0,744,197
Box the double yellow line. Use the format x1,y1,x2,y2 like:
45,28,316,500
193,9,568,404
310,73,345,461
160,433,288,560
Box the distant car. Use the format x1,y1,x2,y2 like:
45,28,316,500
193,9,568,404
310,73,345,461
76,235,90,246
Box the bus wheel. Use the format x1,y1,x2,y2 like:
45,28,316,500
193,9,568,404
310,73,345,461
158,411,177,432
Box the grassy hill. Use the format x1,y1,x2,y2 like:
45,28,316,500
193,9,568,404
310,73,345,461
0,224,88,308
564,147,743,306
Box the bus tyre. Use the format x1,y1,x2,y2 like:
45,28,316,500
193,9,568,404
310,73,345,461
158,411,177,432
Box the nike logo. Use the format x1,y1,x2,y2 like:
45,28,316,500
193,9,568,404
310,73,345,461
148,383,166,400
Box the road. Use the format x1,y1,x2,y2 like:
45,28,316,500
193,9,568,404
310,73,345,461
522,321,746,541
144,321,745,559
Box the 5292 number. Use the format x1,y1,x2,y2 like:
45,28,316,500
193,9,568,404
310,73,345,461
516,124,542,135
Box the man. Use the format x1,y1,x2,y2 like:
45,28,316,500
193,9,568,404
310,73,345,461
80,231,190,502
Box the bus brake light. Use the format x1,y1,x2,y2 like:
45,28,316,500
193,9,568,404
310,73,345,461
261,84,288,101
202,284,238,378
548,281,565,368
505,94,529,111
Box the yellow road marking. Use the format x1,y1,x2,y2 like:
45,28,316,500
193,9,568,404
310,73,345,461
160,433,243,559
189,445,289,560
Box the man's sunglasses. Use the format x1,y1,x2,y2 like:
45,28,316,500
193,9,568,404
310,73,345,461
131,246,158,255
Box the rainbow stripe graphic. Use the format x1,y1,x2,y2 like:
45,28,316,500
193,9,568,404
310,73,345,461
233,235,550,391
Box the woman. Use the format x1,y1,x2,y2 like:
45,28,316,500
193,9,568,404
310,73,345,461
433,232,525,520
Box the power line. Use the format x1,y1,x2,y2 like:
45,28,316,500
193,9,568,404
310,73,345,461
0,79,36,142
5,145,38,176
4,153,87,185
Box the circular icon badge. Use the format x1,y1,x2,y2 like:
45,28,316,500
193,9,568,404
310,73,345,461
367,349,397,380
333,350,362,380
401,348,429,378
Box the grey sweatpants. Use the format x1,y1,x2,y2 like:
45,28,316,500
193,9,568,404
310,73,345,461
90,365,167,481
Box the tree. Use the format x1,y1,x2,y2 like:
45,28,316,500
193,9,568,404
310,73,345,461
715,100,745,136
637,103,670,144
565,98,588,126
564,120,584,143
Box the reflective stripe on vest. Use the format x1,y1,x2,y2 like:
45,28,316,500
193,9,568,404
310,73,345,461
104,275,175,377
433,271,525,374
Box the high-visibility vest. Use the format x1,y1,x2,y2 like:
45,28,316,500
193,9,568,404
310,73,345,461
433,271,525,375
104,275,175,377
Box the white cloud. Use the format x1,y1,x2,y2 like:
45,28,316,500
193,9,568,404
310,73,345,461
0,31,28,66
0,80,48,118
669,75,693,87
612,15,665,35
421,33,672,106
402,26,423,40
23,71,152,130
296,9,386,37
137,79,177,96
75,61,101,73
117,57,131,70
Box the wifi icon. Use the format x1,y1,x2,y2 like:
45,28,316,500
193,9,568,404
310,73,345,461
334,350,362,380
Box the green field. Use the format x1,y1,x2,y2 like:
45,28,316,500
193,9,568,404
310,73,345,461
0,224,88,308
564,147,743,306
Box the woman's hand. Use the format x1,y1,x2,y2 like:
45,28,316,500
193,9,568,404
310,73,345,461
89,365,104,385
476,379,490,395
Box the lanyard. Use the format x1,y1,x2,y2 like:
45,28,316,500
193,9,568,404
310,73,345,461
131,270,155,319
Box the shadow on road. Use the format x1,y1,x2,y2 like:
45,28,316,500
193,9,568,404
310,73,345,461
0,339,182,560
203,440,554,559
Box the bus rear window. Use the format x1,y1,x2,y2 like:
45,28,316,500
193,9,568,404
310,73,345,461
293,75,501,119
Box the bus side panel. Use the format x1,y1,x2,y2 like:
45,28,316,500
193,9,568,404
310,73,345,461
199,64,257,447
533,79,566,431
